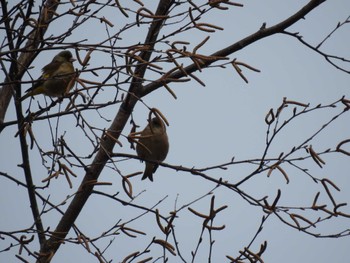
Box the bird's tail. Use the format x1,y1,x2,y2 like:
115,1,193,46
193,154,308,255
141,163,159,182
19,84,44,101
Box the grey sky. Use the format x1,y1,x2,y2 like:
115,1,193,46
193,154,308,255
1,1,349,262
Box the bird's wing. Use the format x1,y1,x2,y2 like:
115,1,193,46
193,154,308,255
41,61,62,78
27,61,63,91
24,62,59,93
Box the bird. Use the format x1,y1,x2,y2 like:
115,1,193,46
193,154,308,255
20,50,76,101
136,117,169,181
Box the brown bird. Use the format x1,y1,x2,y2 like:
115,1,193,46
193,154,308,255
136,117,169,181
20,50,75,101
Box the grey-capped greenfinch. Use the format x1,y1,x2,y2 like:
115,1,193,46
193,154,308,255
20,51,76,101
136,117,169,181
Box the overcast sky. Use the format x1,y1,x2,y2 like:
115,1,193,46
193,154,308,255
1,1,350,262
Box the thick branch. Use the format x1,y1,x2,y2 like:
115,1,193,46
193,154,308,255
142,0,326,96
37,1,174,262
123,0,174,108
0,0,60,249
0,0,59,127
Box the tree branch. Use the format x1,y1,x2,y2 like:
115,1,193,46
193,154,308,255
1,0,61,249
0,0,59,128
142,0,326,96
37,1,174,262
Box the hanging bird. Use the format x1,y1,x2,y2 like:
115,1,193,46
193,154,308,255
20,50,76,101
136,117,169,181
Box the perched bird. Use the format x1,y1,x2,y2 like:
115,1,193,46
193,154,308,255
136,117,169,181
20,50,76,101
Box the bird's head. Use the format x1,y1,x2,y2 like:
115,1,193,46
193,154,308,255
53,51,76,63
149,117,166,132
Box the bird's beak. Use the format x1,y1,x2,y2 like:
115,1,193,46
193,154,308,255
70,58,76,62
